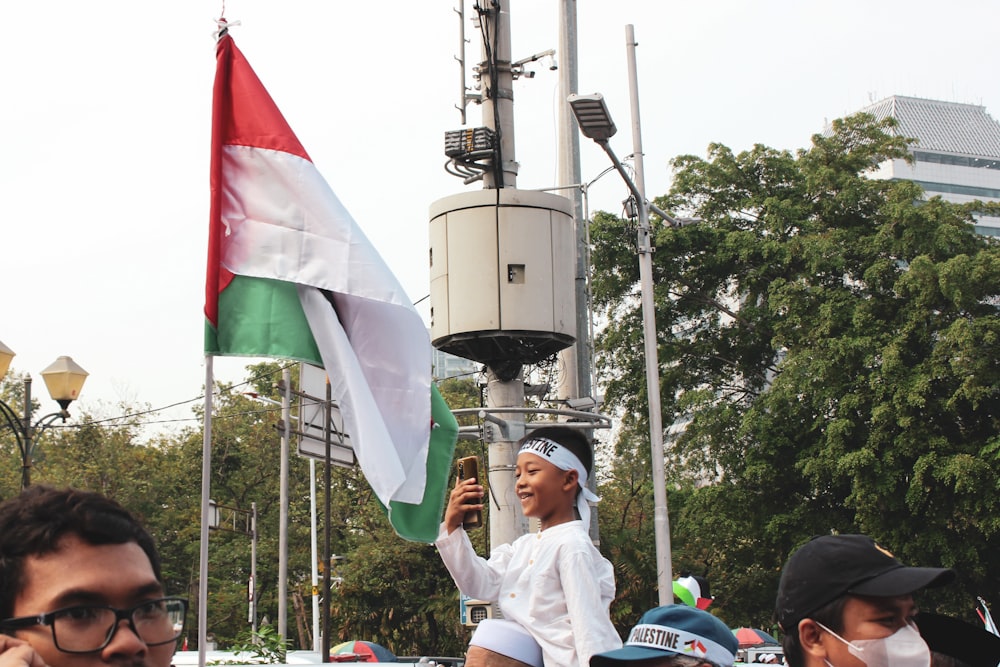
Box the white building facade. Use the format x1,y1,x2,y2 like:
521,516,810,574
432,344,481,381
854,95,1000,235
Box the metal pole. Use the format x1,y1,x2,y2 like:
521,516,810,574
321,380,332,663
625,23,672,603
251,502,258,636
309,458,320,652
21,376,33,489
556,0,589,405
279,367,290,640
455,1,468,126
198,356,214,667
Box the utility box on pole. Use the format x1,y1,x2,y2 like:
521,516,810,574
429,188,576,378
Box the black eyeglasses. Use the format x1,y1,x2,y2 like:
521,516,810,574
0,597,188,654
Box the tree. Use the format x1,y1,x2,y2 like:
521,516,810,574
591,112,1000,627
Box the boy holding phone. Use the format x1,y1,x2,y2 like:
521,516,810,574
436,426,621,667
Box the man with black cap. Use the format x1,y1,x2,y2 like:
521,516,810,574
775,534,955,667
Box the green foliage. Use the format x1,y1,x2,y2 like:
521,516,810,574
0,366,486,655
223,626,289,664
596,419,660,632
592,111,1000,628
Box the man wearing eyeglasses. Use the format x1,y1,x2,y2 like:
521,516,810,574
0,486,187,667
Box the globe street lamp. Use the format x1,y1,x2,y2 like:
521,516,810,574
0,340,88,489
568,92,674,604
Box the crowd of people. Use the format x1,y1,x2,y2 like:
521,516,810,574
0,425,996,667
435,426,1000,667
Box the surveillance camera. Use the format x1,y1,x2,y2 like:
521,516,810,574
548,55,558,71
566,396,596,410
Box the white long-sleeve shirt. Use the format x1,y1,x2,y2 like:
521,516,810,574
436,521,622,667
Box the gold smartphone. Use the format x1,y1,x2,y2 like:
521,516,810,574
456,456,483,530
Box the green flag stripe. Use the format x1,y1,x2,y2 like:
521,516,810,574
206,274,323,365
672,581,696,607
385,384,459,542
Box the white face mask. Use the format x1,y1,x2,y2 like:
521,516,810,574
816,621,930,667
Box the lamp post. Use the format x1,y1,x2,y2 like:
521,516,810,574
208,499,258,636
568,91,674,604
243,388,303,649
0,340,88,489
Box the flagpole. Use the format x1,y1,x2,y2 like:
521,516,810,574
198,355,214,667
278,367,290,641
310,457,320,652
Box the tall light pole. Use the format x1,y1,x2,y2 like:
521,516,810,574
568,90,674,604
243,387,299,649
0,340,88,489
208,500,258,635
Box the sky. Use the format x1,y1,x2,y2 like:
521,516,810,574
2,0,999,438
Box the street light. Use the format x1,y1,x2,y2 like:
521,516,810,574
568,92,674,604
0,340,88,489
208,499,258,637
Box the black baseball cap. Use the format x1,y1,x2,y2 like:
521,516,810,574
775,534,954,631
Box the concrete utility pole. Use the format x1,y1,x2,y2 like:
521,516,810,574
555,0,589,405
554,0,601,542
480,3,517,189
477,2,528,548
484,371,529,547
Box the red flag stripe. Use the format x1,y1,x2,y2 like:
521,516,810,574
206,34,312,327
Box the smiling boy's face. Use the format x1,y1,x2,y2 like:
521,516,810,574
514,452,578,529
9,534,176,667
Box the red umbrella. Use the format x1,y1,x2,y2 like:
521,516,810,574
330,641,397,663
731,627,779,648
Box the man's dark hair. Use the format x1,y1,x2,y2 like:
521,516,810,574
782,595,848,667
521,425,593,475
0,485,161,618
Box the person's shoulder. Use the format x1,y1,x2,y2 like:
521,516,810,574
539,521,586,538
548,522,603,553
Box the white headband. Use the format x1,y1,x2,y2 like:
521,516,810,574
626,623,735,667
518,437,600,526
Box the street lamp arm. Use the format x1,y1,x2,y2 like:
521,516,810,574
0,398,69,487
595,140,644,211
595,140,686,228
0,399,25,450
33,410,68,436
647,202,682,227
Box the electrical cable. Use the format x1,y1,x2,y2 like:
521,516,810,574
49,368,475,433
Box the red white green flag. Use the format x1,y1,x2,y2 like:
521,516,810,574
204,32,456,542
